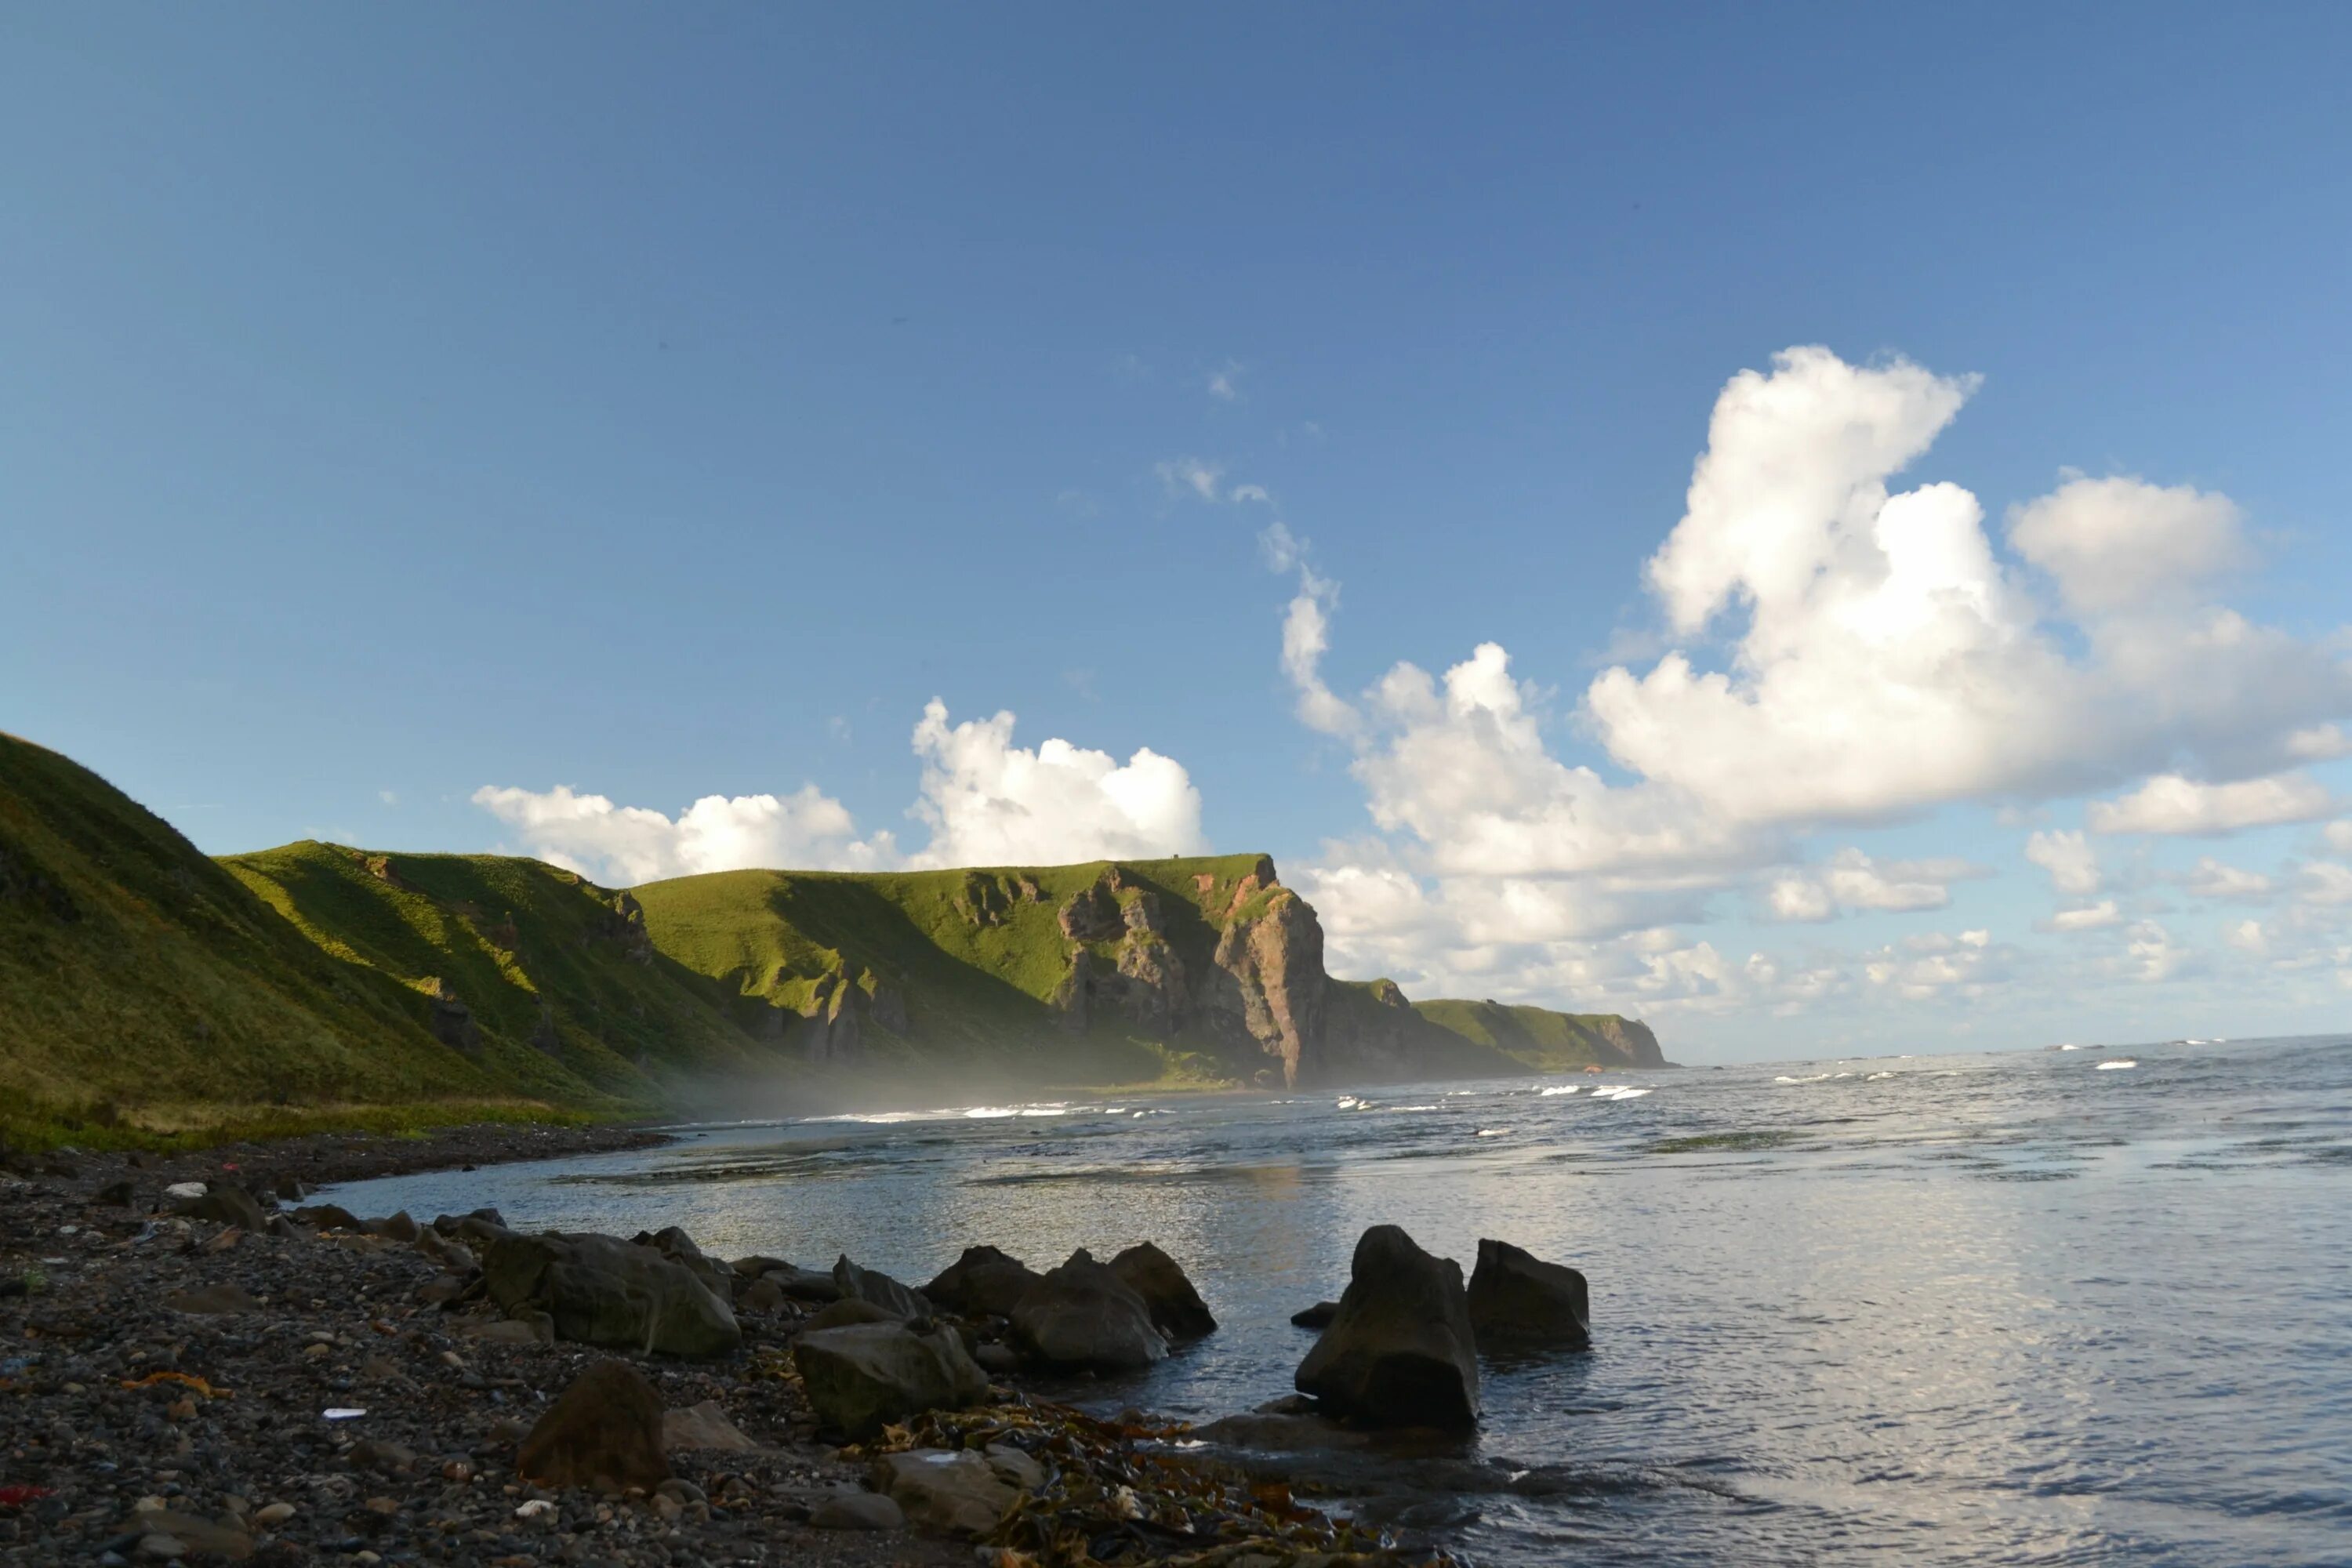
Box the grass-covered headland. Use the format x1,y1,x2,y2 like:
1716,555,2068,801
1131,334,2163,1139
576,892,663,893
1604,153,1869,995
0,732,1664,1149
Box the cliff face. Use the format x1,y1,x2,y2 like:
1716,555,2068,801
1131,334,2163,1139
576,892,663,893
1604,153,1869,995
1409,997,1670,1069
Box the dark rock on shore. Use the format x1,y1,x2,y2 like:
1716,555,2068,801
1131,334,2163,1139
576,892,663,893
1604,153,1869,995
833,1254,929,1319
485,1231,742,1358
1295,1224,1480,1428
1466,1237,1590,1345
794,1323,989,1440
1011,1248,1167,1372
921,1244,1041,1318
1291,1300,1340,1328
1109,1241,1216,1340
517,1359,673,1490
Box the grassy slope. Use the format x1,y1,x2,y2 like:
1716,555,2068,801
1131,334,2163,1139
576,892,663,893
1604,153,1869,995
632,855,1279,1087
221,843,776,1098
0,733,584,1142
1412,996,1666,1069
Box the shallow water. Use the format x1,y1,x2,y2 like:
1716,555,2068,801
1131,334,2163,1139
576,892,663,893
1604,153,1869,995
327,1035,2352,1566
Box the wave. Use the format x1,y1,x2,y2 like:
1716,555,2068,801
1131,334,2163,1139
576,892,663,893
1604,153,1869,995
1540,1086,1580,1097
2096,1059,2138,1071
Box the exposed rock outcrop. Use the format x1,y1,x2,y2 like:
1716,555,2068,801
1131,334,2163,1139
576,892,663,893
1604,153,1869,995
1204,882,1324,1087
794,1323,989,1441
923,1245,1043,1318
1295,1225,1480,1429
485,1232,742,1359
1466,1238,1590,1345
426,982,482,1054
1010,1248,1167,1372
1108,1242,1216,1341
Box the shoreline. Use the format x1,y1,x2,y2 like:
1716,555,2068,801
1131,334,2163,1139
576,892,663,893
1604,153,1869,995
0,1142,1450,1567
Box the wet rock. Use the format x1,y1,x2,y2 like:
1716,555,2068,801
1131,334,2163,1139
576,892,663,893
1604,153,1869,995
1466,1237,1590,1345
1010,1249,1167,1372
832,1254,928,1319
873,1447,1015,1536
363,1210,420,1243
515,1359,672,1492
1294,1224,1479,1429
661,1399,761,1453
165,1282,257,1315
794,1323,989,1441
1108,1241,1215,1339
1291,1301,1340,1329
1194,1411,1376,1452
809,1490,906,1530
292,1203,364,1232
485,1232,741,1359
921,1244,1042,1318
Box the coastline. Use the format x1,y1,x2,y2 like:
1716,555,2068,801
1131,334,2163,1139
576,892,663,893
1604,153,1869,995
0,1139,1449,1567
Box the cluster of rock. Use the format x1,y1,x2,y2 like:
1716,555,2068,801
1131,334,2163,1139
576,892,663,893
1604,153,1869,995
1283,1227,1591,1431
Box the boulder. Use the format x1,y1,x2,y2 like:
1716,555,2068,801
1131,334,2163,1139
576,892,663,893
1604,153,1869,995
516,1360,671,1492
793,1323,989,1441
182,1183,268,1230
1465,1238,1589,1345
739,1276,787,1315
1009,1249,1167,1372
764,1265,843,1304
921,1245,1042,1318
1291,1301,1340,1329
731,1254,793,1279
833,1254,928,1319
1294,1225,1479,1428
639,1225,734,1305
1108,1242,1215,1339
485,1232,742,1359
800,1297,902,1333
292,1204,364,1232
872,1448,1015,1536
364,1210,420,1243
661,1399,761,1453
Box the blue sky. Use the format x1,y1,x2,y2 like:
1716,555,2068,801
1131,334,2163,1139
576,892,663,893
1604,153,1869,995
7,6,2351,1060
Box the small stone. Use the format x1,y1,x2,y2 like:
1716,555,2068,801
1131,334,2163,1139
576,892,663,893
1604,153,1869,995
136,1534,186,1561
253,1502,296,1526
982,1443,1046,1490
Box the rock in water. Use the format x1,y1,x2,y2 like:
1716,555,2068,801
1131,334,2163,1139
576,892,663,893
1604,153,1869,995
517,1359,672,1491
833,1254,929,1319
485,1232,742,1359
1294,1224,1479,1428
1109,1241,1216,1339
872,1449,1015,1535
1465,1237,1590,1345
794,1323,989,1440
1009,1249,1167,1371
1290,1301,1340,1329
921,1244,1042,1317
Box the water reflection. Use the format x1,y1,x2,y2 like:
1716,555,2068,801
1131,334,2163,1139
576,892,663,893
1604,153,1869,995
326,1037,2352,1566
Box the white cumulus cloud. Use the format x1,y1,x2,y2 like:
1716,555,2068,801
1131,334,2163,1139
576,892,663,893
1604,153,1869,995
902,699,1206,869
2024,829,2102,895
2087,772,2335,836
1765,847,1979,922
471,782,892,885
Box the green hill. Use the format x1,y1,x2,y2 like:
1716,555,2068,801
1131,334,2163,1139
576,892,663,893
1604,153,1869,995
1,731,1666,1145
1411,997,1670,1069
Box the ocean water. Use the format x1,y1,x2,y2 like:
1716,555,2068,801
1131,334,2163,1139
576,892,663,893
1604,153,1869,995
327,1034,2352,1566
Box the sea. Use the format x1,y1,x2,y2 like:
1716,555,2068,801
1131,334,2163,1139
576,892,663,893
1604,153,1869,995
324,1033,2352,1566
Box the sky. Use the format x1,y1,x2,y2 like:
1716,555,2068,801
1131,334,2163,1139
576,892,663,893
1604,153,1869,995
7,5,2352,1062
